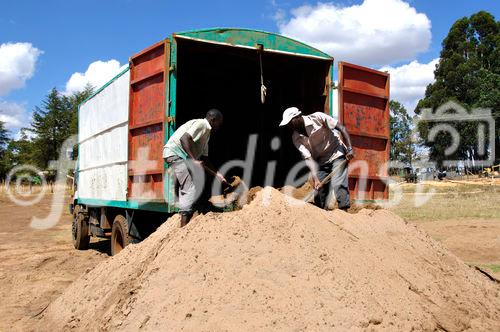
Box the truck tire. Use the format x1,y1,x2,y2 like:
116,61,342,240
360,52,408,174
72,208,90,250
111,214,130,256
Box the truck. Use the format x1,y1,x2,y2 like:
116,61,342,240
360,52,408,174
71,28,390,255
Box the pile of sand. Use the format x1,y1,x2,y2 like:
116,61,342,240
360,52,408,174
281,181,314,200
40,188,499,331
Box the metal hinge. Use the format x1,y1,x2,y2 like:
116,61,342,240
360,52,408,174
166,116,176,123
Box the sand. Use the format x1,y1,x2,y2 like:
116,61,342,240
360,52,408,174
40,188,500,331
281,182,380,213
281,181,314,201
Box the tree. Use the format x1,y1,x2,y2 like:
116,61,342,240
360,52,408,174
0,84,95,179
0,121,8,152
0,121,11,179
29,88,71,168
2,129,34,167
27,86,93,168
390,101,419,169
416,11,499,167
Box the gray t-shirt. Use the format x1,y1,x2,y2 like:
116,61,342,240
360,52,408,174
163,118,212,159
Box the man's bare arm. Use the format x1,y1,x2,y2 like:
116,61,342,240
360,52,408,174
305,158,321,190
180,133,199,161
180,133,227,183
335,123,354,160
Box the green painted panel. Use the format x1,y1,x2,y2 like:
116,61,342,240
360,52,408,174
78,197,173,213
174,28,332,60
164,38,178,213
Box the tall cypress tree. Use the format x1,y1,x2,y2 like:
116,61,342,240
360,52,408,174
0,121,10,178
0,121,8,152
30,88,72,168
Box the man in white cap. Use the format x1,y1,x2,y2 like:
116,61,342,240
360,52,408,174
279,107,354,211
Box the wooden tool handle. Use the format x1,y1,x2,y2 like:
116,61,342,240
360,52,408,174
202,164,228,184
303,159,347,202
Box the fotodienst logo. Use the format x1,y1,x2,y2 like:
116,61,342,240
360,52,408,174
417,101,495,167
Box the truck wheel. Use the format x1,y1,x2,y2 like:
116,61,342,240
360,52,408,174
111,215,130,256
72,209,90,250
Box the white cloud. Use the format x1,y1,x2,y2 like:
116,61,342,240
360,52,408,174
380,58,439,112
64,59,126,95
0,100,28,129
278,0,431,66
0,42,42,96
270,0,286,24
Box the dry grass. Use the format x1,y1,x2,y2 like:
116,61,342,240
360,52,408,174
388,181,500,221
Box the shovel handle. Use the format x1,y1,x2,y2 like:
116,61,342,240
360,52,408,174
202,164,228,185
303,159,347,202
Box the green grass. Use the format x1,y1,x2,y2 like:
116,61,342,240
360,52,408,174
479,264,500,273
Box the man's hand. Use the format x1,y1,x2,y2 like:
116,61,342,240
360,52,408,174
345,147,355,161
216,172,228,185
313,176,322,190
193,159,204,168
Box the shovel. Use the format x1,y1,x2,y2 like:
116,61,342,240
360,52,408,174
201,163,249,209
202,164,241,194
303,159,347,202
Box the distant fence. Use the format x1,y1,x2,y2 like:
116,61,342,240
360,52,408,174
0,181,72,196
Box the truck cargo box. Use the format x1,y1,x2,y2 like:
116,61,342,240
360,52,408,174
77,28,390,215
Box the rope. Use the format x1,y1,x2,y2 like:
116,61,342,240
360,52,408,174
259,49,266,104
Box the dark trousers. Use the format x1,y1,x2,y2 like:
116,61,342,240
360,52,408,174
314,157,350,210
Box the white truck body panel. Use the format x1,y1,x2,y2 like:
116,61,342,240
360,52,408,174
78,68,130,201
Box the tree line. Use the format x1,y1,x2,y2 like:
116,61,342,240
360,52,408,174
0,85,93,180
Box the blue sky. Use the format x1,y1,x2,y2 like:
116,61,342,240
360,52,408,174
1,0,498,135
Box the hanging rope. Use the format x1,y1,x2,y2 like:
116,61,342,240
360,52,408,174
259,47,267,104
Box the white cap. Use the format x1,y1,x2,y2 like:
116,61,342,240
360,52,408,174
279,107,301,127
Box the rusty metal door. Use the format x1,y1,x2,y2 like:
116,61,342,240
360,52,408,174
338,62,390,200
128,40,170,201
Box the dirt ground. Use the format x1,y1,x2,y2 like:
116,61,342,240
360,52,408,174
0,180,499,330
388,179,500,279
417,218,500,278
0,189,108,331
